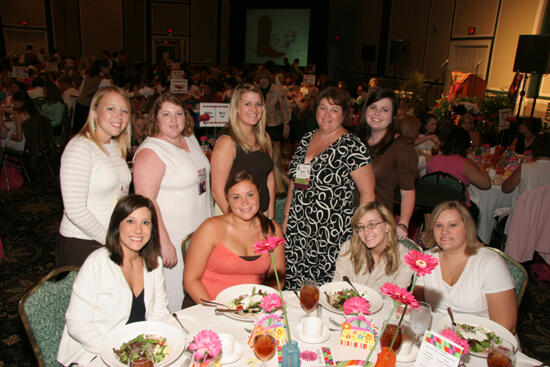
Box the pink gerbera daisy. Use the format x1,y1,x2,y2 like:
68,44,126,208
440,329,470,355
342,296,371,315
260,294,283,313
380,283,419,309
253,236,286,254
188,330,222,362
404,250,439,277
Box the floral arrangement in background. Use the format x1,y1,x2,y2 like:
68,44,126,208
188,330,222,366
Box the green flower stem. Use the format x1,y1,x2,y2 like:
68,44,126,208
389,304,408,350
269,251,292,344
363,301,398,366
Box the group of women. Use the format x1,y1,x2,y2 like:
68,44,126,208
55,83,518,366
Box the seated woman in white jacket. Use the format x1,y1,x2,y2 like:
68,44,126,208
57,195,170,367
333,201,414,293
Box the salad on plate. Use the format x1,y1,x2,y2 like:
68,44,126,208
455,323,502,354
113,333,172,364
326,288,366,310
227,286,267,312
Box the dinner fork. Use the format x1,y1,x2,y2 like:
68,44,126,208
172,313,189,334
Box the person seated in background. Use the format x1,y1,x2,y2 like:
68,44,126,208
510,117,541,154
502,132,550,195
183,170,285,305
414,200,517,333
333,202,414,292
426,127,490,217
40,82,65,136
414,113,440,153
57,195,170,367
6,91,41,152
458,113,481,147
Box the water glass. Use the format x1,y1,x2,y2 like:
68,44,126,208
410,301,432,342
487,339,516,367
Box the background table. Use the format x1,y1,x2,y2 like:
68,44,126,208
469,181,517,244
163,291,540,367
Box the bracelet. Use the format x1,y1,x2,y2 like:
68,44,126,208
398,223,408,231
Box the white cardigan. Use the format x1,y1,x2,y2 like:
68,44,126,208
57,248,169,367
59,136,131,244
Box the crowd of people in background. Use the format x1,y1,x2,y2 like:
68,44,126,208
1,46,547,366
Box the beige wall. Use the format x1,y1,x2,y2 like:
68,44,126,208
0,0,45,27
79,0,123,57
453,0,499,38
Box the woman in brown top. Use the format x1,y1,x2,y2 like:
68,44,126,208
73,60,104,132
357,88,417,240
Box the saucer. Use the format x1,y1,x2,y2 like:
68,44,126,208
295,321,331,344
220,341,244,364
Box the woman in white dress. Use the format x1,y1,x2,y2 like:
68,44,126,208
133,93,212,312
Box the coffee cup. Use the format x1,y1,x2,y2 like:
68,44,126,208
302,316,323,338
218,333,235,357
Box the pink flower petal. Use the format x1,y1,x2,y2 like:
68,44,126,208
404,250,439,277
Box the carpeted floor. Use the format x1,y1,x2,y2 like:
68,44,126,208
0,167,549,366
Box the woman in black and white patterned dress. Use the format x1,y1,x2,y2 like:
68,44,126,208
282,87,375,290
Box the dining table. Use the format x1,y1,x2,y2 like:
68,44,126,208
469,175,518,245
159,291,541,367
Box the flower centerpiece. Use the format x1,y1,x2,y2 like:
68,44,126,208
253,236,299,366
188,330,222,367
340,297,375,349
260,294,283,314
363,250,439,367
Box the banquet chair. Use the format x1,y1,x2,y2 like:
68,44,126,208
400,238,422,252
486,247,527,305
19,266,79,367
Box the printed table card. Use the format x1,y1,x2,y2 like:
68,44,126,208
414,330,464,367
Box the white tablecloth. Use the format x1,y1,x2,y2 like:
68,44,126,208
162,291,540,367
469,183,517,244
1,121,15,148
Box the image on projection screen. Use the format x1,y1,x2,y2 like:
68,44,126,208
245,9,310,66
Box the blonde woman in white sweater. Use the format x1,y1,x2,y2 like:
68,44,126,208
56,86,132,267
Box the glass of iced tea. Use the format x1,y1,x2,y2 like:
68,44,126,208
299,279,320,316
253,333,276,366
487,339,516,367
380,324,403,352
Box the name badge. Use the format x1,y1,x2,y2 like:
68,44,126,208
197,167,207,195
294,163,311,190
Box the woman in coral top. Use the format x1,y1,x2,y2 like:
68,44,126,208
183,170,285,304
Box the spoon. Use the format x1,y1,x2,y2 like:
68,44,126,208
172,313,189,334
342,275,360,295
447,307,458,330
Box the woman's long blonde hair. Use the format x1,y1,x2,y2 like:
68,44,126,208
78,86,132,158
423,200,482,255
343,202,400,276
226,83,270,153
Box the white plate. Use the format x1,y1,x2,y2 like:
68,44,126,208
100,321,186,367
433,313,517,358
319,281,383,315
220,341,244,364
215,284,278,322
294,321,331,344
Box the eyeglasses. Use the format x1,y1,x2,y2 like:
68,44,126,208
355,221,385,233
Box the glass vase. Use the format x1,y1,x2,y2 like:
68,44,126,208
282,340,300,367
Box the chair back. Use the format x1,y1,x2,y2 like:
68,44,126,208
421,171,466,194
399,238,422,252
19,266,79,367
486,247,528,305
415,171,467,210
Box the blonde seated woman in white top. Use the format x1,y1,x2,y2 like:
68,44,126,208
414,200,517,333
333,201,414,293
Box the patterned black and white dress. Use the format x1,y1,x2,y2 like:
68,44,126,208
285,131,372,290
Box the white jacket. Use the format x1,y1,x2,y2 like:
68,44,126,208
57,248,170,366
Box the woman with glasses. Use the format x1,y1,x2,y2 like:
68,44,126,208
333,202,414,292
